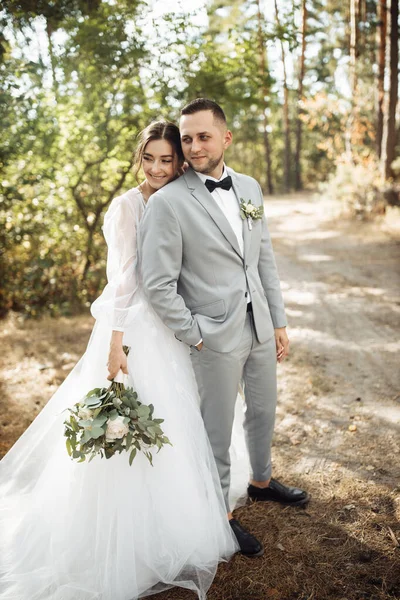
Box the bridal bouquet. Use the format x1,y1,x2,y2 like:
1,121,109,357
64,347,171,466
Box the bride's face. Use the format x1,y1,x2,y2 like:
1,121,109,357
142,139,179,191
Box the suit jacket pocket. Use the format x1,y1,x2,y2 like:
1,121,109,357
191,299,226,318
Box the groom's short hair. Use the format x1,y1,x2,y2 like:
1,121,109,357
181,98,227,126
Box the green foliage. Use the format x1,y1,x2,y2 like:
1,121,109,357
0,0,394,318
1,0,151,316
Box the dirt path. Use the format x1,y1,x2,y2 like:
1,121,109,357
1,193,399,600
269,194,400,486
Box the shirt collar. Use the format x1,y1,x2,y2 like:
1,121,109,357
195,164,228,184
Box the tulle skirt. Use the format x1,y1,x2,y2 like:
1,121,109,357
0,295,241,600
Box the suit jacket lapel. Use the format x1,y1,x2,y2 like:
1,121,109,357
229,170,251,261
183,168,243,260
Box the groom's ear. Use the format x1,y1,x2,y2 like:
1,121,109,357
223,129,233,150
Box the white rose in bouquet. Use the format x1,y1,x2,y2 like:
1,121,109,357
246,204,256,215
105,415,129,442
78,406,94,420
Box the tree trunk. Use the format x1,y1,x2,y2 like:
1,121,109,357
274,0,292,192
82,225,96,283
349,0,360,97
381,0,399,180
45,18,59,101
295,0,307,191
256,0,274,194
349,0,361,160
376,0,387,158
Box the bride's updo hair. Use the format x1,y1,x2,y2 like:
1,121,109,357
134,120,184,178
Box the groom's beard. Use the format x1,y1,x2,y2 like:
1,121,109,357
186,152,224,175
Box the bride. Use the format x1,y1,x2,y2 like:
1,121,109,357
0,121,239,600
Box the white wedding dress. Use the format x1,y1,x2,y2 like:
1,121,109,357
0,188,247,600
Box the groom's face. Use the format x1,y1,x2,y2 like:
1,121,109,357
180,110,232,178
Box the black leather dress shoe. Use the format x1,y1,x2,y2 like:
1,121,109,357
229,519,264,557
248,478,310,506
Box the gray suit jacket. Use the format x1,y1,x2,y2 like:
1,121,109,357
139,167,287,353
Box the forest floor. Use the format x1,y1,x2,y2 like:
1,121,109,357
1,192,400,600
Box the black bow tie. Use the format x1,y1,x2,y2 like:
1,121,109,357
204,175,232,193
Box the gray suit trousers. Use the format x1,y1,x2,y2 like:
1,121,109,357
190,312,277,510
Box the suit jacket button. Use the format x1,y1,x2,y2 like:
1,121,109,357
245,292,248,298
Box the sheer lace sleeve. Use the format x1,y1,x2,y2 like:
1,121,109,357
90,189,145,332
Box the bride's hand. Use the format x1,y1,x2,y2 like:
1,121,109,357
107,332,129,380
178,162,189,176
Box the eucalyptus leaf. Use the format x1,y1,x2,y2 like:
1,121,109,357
84,397,103,407
144,451,153,466
137,405,150,418
90,427,105,439
129,448,137,466
92,415,108,426
66,438,72,456
81,430,92,444
85,388,102,397
147,427,157,439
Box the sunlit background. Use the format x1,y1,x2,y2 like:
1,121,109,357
0,0,399,317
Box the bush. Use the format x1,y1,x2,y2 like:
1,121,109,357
0,184,108,319
321,157,387,217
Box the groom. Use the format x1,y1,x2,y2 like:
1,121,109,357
140,99,309,556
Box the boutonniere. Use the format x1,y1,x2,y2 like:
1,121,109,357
239,199,264,231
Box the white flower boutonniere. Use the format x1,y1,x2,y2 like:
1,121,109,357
239,199,264,231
